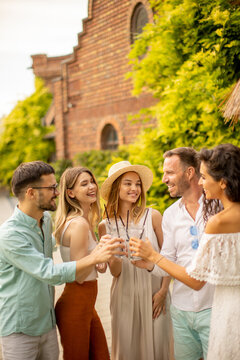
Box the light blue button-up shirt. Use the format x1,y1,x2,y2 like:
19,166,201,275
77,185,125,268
0,206,76,336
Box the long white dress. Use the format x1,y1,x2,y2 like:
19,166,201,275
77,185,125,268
104,208,173,360
187,232,240,360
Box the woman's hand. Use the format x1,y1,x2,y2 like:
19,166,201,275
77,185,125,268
129,237,156,262
131,259,155,271
152,289,167,319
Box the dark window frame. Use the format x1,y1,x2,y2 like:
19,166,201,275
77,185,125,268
101,124,119,150
130,3,149,44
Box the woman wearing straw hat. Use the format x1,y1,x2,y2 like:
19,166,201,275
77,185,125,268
99,161,174,360
54,167,112,360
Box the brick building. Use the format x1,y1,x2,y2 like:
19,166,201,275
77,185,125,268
31,0,156,160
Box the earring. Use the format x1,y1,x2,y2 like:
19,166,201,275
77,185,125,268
220,180,227,190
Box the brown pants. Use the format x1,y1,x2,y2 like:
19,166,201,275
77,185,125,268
55,280,110,360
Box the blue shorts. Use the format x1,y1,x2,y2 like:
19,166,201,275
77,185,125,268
170,305,211,360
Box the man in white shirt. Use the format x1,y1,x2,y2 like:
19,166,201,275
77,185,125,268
160,147,214,360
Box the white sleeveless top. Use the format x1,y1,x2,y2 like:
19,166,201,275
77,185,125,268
60,218,97,281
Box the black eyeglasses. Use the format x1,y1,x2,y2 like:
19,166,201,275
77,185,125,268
31,184,59,193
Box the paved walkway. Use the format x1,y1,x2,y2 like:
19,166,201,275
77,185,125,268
0,192,16,224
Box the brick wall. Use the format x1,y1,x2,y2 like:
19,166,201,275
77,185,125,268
32,0,156,160
31,54,72,93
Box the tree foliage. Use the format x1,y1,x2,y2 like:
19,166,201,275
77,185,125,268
0,78,54,187
51,158,73,184
74,148,129,185
127,0,240,213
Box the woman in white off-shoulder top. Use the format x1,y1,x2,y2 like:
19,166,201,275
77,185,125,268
130,143,240,360
54,167,110,360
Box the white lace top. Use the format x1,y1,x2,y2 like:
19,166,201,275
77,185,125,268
187,232,240,286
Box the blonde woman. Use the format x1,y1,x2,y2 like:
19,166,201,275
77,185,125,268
54,167,110,360
99,161,173,360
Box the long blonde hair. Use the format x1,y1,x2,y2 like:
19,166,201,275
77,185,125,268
55,167,100,244
104,172,146,223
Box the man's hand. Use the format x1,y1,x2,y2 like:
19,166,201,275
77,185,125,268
75,237,126,282
92,237,126,264
98,234,111,245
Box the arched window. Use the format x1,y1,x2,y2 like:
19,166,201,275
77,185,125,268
101,124,118,150
130,3,149,44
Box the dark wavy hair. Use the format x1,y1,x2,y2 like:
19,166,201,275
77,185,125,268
199,143,240,222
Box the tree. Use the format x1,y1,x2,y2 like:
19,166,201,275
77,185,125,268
74,148,129,185
127,0,240,212
0,78,54,187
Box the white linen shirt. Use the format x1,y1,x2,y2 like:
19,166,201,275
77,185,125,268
159,196,214,312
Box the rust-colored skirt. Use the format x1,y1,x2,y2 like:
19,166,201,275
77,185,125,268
55,280,110,360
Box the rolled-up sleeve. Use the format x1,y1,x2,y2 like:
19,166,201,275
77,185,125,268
0,231,76,286
160,212,177,262
151,211,176,277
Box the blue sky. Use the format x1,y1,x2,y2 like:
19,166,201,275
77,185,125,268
0,0,88,118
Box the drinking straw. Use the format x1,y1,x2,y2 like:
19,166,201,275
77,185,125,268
119,215,125,227
119,214,130,240
126,210,130,240
113,210,120,237
104,204,111,225
139,208,149,239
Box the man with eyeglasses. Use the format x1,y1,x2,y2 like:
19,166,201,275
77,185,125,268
152,148,214,360
0,161,122,360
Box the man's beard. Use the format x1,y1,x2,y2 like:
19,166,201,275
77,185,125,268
39,202,57,211
170,176,190,198
176,182,190,197
37,193,57,211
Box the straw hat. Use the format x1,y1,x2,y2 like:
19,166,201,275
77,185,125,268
100,161,153,201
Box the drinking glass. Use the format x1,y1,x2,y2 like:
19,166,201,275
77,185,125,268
128,224,145,261
105,220,126,258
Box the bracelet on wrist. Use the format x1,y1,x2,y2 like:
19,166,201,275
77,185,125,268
155,255,164,266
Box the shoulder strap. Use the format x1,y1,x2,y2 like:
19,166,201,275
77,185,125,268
60,218,76,245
